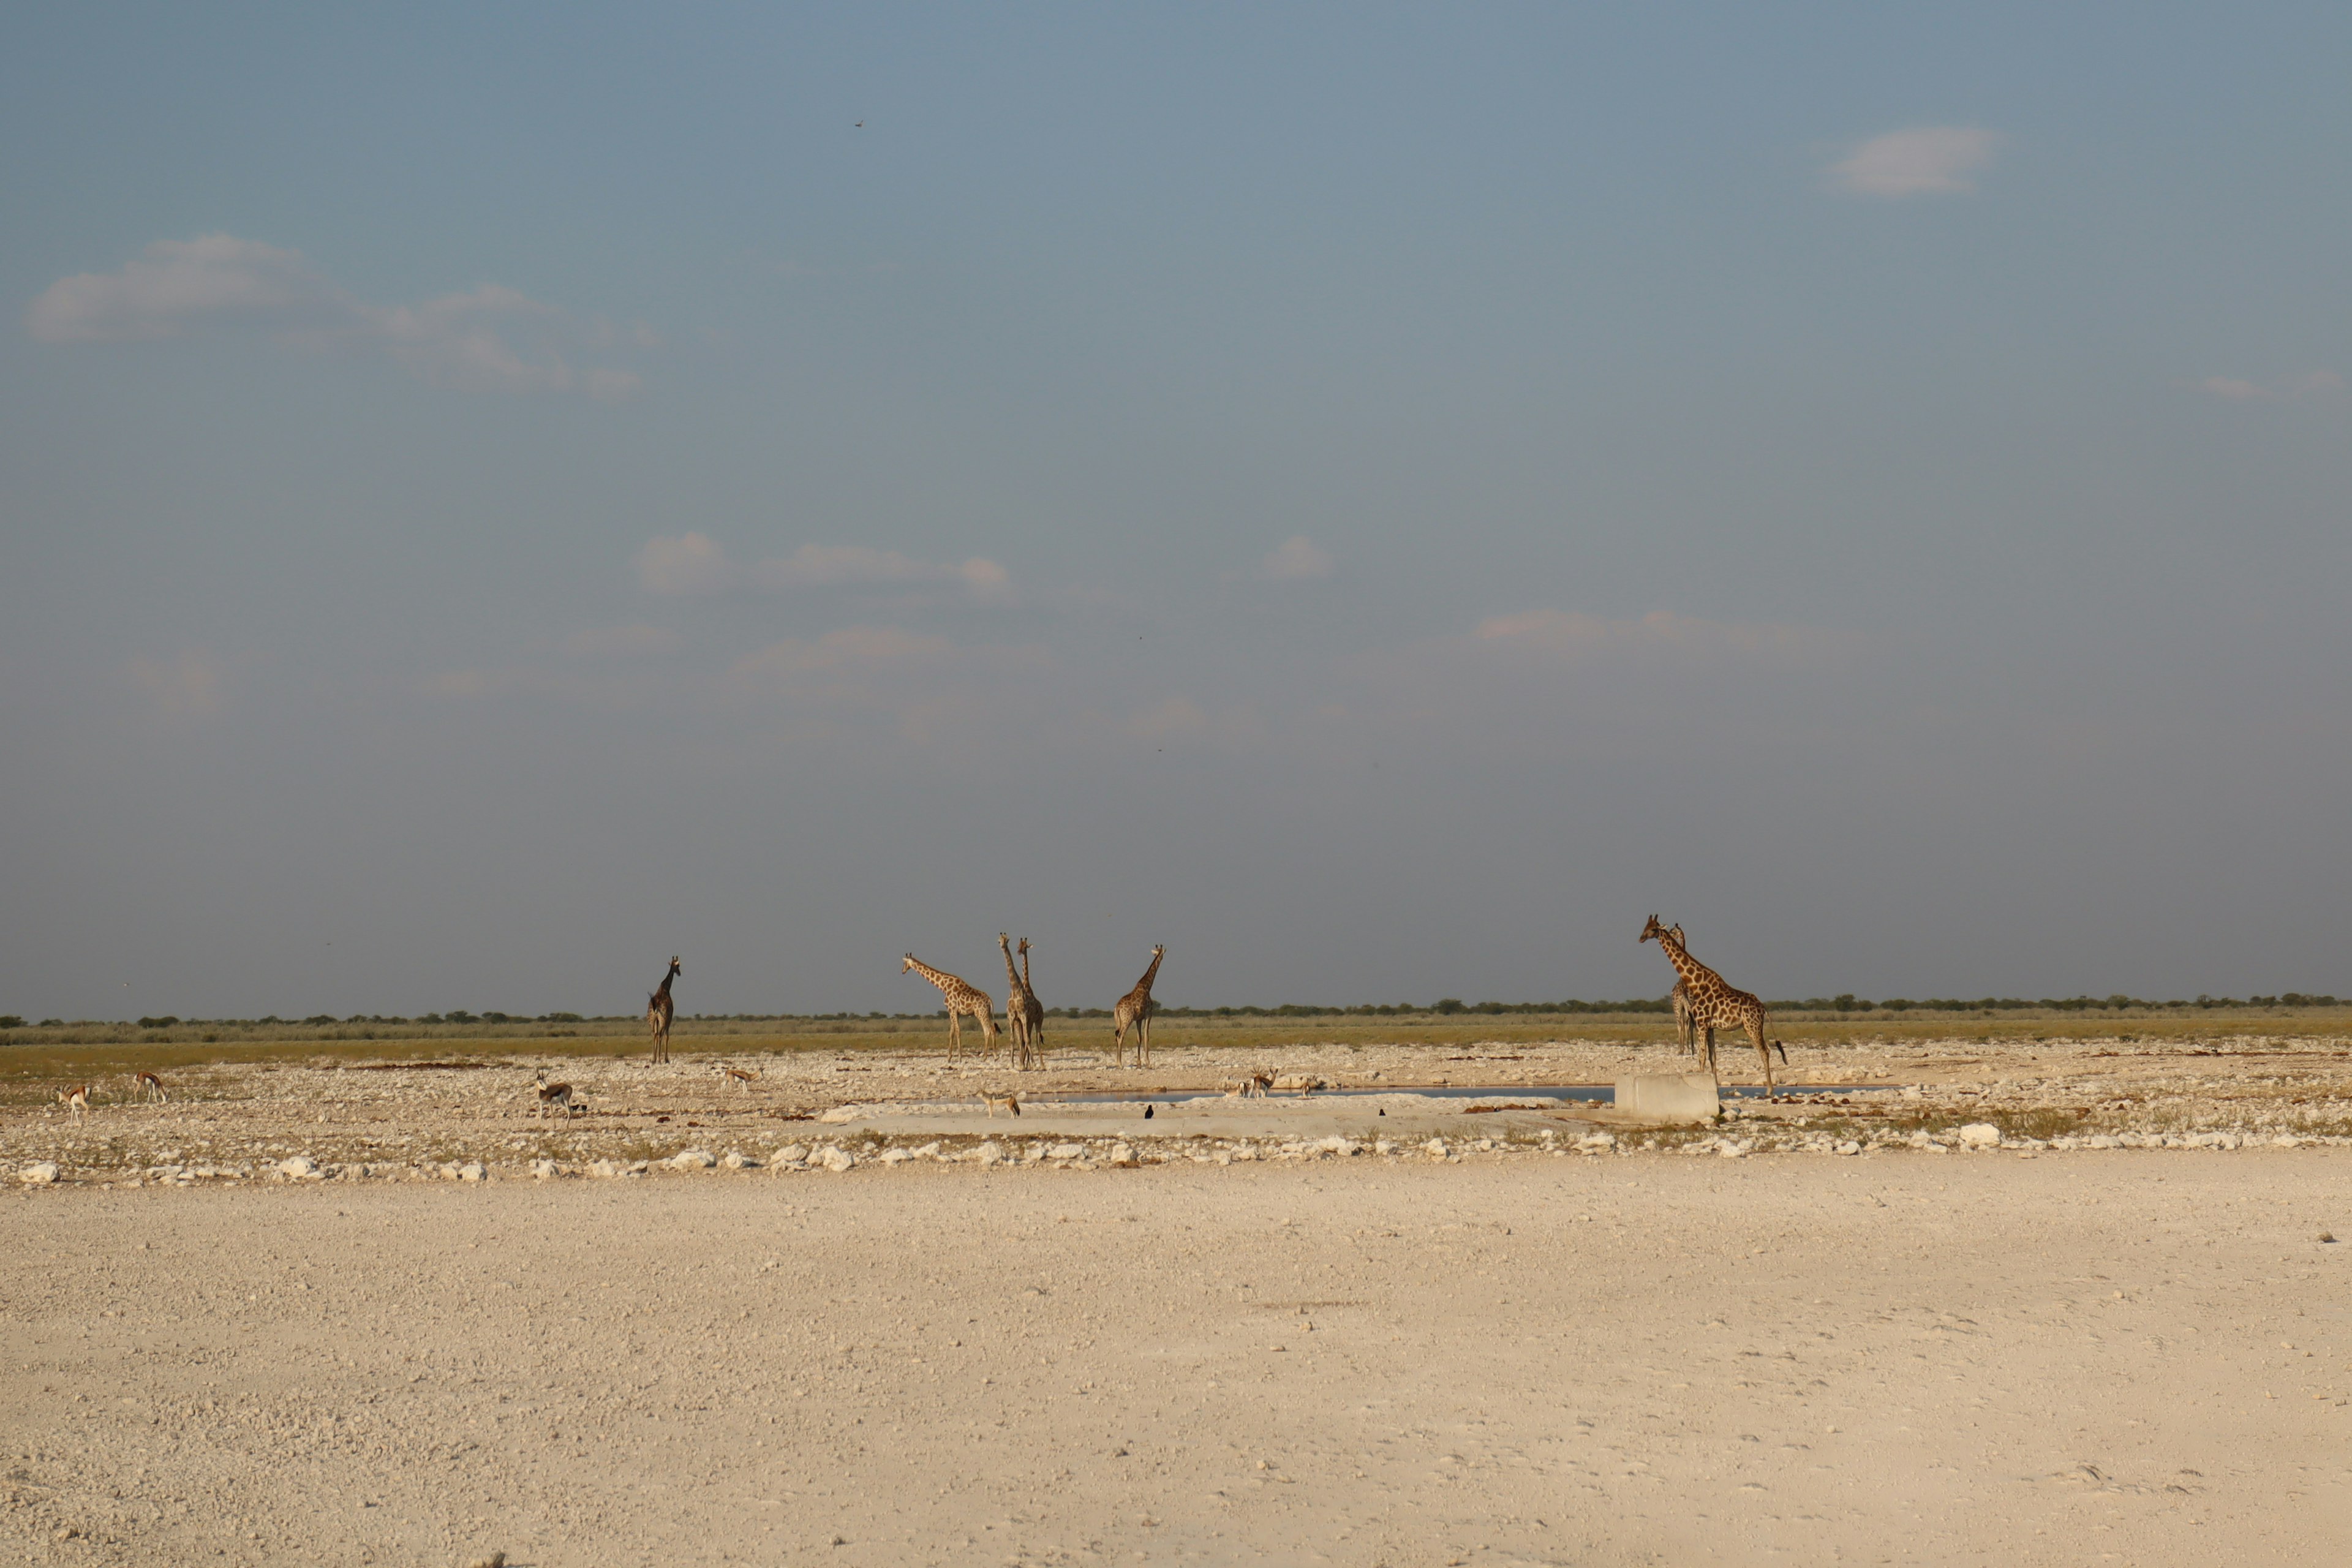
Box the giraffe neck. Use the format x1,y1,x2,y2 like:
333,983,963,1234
1000,940,1023,994
1020,947,1033,990
1657,932,1722,992
1133,952,1163,996
908,957,959,994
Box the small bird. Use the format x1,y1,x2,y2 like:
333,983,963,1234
854,121,863,128
1144,1104,1155,1120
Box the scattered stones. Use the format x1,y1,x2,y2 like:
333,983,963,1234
817,1147,856,1173
1422,1139,1449,1158
974,1141,1005,1167
722,1150,760,1169
668,1149,717,1170
1108,1144,1137,1167
775,1144,810,1166
1958,1124,2002,1148
1834,1141,1863,1156
464,1552,507,1568
1048,1143,1086,1161
18,1162,59,1185
277,1156,318,1179
587,1159,622,1180
818,1107,859,1123
530,1159,559,1180
457,1163,486,1183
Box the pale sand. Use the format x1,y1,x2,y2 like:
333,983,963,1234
6,1152,2349,1566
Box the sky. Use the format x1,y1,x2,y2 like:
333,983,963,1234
4,2,2348,1020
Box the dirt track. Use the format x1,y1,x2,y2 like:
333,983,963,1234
7,1150,2349,1566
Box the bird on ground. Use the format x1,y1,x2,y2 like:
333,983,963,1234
1144,1104,1154,1120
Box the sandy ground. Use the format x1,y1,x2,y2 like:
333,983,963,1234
6,1150,2350,1567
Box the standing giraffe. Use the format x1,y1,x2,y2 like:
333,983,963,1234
1111,945,1164,1068
1640,915,1784,1095
998,933,1043,1070
1017,938,1046,1068
902,954,998,1062
647,956,680,1065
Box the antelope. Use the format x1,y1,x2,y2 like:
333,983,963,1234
1222,1072,1274,1099
982,1090,1022,1118
723,1066,761,1090
58,1084,91,1118
134,1071,168,1103
535,1066,580,1120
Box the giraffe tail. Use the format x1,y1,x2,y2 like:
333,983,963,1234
1773,1040,1788,1065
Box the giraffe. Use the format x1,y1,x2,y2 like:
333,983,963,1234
902,954,998,1061
1640,914,1785,1095
647,956,680,1065
999,933,1038,1070
1018,938,1046,1067
1662,924,1698,1055
1112,945,1164,1068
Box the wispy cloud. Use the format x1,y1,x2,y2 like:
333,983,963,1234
636,534,1013,601
1831,126,2003,197
560,623,681,658
1262,535,1335,581
27,235,643,399
1472,608,1848,665
126,650,227,720
2196,371,2343,402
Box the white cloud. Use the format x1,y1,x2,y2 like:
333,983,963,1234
636,535,1014,601
2197,371,2343,402
1831,126,2003,197
27,235,643,398
1262,535,1335,581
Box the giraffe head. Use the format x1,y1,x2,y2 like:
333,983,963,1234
1640,914,1670,946
999,932,1012,949
902,954,917,973
1017,938,1030,956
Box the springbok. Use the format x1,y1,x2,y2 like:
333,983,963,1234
535,1066,580,1120
57,1084,91,1118
723,1066,761,1091
134,1071,168,1103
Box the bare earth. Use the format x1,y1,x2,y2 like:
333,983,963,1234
7,1150,2350,1567
7,1030,2352,1564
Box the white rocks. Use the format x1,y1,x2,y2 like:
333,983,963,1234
457,1163,487,1183
587,1159,622,1179
1717,1140,1751,1159
818,1107,859,1124
973,1141,1003,1166
1313,1136,1359,1157
1373,1139,1395,1156
276,1156,318,1179
1047,1143,1086,1161
722,1150,760,1169
1108,1144,1137,1167
775,1144,810,1166
1576,1133,1617,1154
1957,1124,2002,1148
530,1159,560,1180
2274,1134,2304,1148
816,1147,856,1173
878,1148,912,1165
1422,1139,1449,1158
668,1149,717,1170
1834,1141,1863,1156
18,1163,59,1185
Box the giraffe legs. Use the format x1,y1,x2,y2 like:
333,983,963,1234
1747,1020,1775,1098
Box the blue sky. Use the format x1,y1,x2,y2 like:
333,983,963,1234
4,3,2348,1019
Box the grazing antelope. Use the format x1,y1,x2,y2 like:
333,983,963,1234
535,1066,581,1120
647,956,681,1064
134,1071,168,1103
982,1090,1022,1118
723,1066,761,1090
57,1084,91,1118
1111,945,1164,1068
1222,1071,1274,1099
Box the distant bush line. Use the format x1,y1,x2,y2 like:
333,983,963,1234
0,992,2339,1034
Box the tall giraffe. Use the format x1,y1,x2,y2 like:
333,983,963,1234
647,956,680,1064
902,954,998,1061
1639,915,1784,1095
1663,923,1698,1055
1112,945,1164,1068
998,933,1038,1071
1017,937,1047,1068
